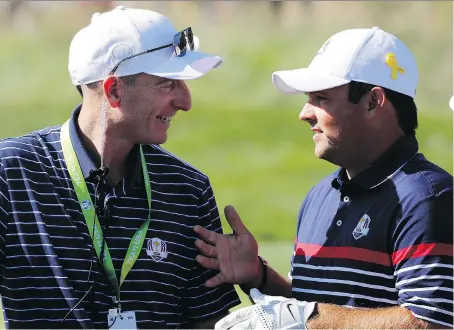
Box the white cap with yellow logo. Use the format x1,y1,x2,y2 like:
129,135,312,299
272,27,418,98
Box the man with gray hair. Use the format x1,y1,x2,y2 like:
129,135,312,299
0,6,239,328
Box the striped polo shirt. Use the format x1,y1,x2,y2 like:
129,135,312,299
0,106,240,329
291,134,453,327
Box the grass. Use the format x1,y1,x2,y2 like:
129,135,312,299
1,2,452,240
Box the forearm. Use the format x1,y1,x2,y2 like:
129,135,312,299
308,303,443,329
260,264,292,297
244,261,292,298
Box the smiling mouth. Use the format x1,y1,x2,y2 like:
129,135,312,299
156,116,172,123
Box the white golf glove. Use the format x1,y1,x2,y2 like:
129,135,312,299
215,289,316,329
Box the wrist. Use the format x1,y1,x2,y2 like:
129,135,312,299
240,256,268,293
250,256,265,288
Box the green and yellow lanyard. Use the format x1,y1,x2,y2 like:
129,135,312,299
61,120,151,311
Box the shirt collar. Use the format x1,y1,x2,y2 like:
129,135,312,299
68,105,143,189
332,134,419,191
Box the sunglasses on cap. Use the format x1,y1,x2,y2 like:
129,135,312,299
109,27,194,75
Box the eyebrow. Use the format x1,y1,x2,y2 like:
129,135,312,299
306,91,329,96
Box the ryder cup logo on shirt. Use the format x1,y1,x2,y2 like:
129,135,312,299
146,238,168,262
352,214,371,240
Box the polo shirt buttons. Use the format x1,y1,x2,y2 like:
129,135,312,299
336,220,343,226
343,196,350,203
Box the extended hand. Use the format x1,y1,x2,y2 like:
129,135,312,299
215,289,316,329
193,205,260,287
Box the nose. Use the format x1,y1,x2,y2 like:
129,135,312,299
299,102,316,122
171,80,192,112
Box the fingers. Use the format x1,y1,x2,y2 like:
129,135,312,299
224,205,249,236
195,254,219,270
194,255,226,287
249,288,266,305
206,272,227,287
193,224,219,245
195,239,217,258
194,205,249,239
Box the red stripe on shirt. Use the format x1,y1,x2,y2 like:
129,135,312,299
392,243,454,265
295,243,391,266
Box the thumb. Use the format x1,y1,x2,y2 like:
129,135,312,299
224,205,249,236
249,288,266,304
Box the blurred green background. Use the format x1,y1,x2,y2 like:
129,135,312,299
0,0,452,314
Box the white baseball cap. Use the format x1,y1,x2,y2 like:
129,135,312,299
449,96,454,111
272,27,418,98
68,6,222,86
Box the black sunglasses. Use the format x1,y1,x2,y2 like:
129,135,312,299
109,27,194,75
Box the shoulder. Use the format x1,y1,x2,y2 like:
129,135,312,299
394,153,452,201
142,144,211,187
391,154,452,234
0,126,61,165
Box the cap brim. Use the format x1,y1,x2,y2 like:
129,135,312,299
449,96,454,111
147,51,222,80
272,68,351,94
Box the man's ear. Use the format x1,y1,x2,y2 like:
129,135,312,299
366,87,386,112
102,76,121,108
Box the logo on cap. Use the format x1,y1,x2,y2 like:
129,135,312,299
316,39,331,56
385,53,404,80
111,44,135,66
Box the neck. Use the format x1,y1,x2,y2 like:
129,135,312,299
345,131,404,179
78,104,134,185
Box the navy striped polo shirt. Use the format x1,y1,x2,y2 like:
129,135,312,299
291,134,453,327
0,105,240,328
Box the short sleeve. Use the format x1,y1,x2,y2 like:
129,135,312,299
392,189,453,327
0,161,10,268
183,178,240,321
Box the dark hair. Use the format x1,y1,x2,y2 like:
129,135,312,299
76,75,137,97
348,81,418,135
